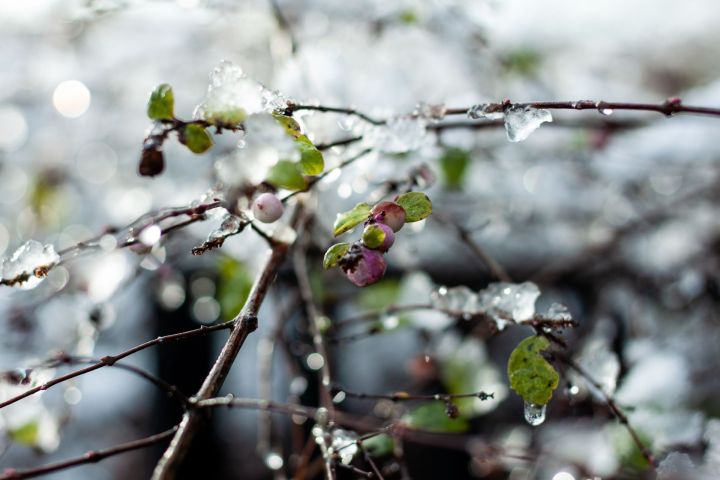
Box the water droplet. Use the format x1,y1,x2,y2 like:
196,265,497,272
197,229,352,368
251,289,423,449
523,401,546,426
504,106,552,142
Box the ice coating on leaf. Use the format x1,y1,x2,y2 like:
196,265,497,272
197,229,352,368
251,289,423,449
330,428,358,465
1,240,60,289
214,113,298,186
467,103,504,120
194,61,284,124
658,452,695,479
364,116,428,153
523,401,546,426
477,281,540,329
503,106,552,142
430,286,478,315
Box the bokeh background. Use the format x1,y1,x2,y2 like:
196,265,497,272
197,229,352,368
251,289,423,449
1,1,720,479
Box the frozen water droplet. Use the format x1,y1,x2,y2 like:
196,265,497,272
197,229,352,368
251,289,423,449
467,103,504,120
430,286,478,314
365,117,427,153
331,428,359,464
1,240,60,289
264,451,284,470
546,303,572,322
523,401,546,426
504,106,552,142
207,213,245,241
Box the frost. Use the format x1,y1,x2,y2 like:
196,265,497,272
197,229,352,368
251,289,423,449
477,282,540,329
430,285,478,315
503,106,553,142
546,303,572,322
330,428,358,465
523,401,546,426
467,103,504,120
658,452,695,479
194,60,283,124
364,116,428,153
1,240,60,289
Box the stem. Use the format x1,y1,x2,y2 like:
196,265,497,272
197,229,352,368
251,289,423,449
0,427,178,480
151,236,293,479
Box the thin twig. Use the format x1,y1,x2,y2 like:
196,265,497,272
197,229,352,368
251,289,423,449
0,426,179,480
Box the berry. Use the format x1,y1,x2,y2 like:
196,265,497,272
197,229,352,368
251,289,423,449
252,193,284,223
370,201,406,232
362,223,395,252
341,246,386,287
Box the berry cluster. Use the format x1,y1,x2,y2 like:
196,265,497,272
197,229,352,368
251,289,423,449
324,192,432,287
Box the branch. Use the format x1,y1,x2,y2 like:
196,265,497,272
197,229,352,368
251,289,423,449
151,222,298,479
0,426,178,480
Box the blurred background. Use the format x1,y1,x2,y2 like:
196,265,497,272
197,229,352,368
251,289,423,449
1,1,720,479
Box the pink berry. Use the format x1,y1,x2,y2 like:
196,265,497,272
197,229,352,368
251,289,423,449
370,201,406,232
362,223,395,252
252,193,284,223
341,246,387,287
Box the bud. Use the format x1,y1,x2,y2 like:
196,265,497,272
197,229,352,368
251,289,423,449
139,146,164,177
370,201,406,232
252,193,284,223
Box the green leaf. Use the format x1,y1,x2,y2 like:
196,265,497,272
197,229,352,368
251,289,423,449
395,192,432,222
439,148,470,189
147,83,174,120
357,278,401,310
362,433,394,457
362,224,386,249
180,124,213,154
402,402,469,433
507,335,559,406
10,421,39,446
296,135,324,175
323,243,350,269
217,257,253,321
203,107,247,126
266,160,307,190
333,202,371,236
273,113,302,138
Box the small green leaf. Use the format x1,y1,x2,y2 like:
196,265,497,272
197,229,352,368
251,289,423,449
217,257,253,321
395,192,432,222
362,433,394,457
333,202,371,237
357,278,401,310
323,243,350,269
180,124,213,154
203,107,247,126
296,135,324,175
147,83,174,120
267,160,307,191
10,421,39,446
362,224,386,249
439,148,470,189
507,335,559,406
402,403,469,433
273,113,302,138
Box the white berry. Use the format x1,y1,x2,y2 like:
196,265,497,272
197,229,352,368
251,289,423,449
252,193,284,223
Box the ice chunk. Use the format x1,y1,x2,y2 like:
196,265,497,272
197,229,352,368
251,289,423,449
1,240,60,289
658,452,695,479
467,103,504,120
504,106,552,142
430,285,478,315
477,282,540,328
194,60,267,124
364,116,428,153
330,428,358,465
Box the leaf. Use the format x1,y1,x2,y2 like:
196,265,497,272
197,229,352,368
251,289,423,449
395,192,432,222
439,148,470,189
356,278,401,310
204,107,247,126
266,160,307,191
296,135,324,175
507,335,559,406
402,402,469,433
273,113,302,138
323,243,350,269
217,257,253,321
333,202,371,237
180,124,213,154
9,421,39,446
147,84,174,120
362,224,386,249
362,433,394,457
